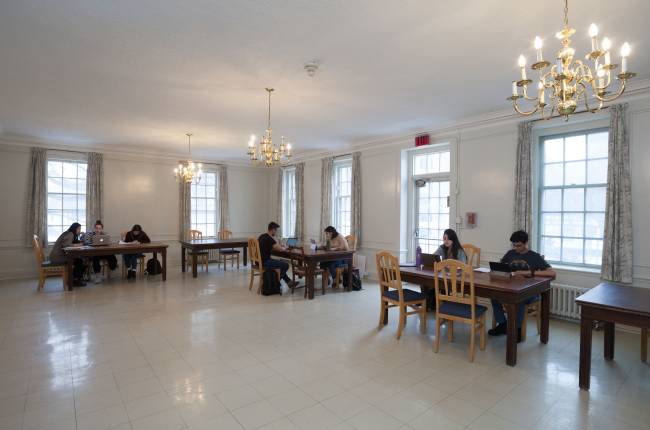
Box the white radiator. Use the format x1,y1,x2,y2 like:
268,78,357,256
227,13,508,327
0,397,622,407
550,283,589,320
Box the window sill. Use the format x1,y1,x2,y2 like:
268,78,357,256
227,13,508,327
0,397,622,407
552,264,601,275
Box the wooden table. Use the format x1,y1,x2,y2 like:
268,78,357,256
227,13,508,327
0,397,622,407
272,247,355,300
180,238,249,278
576,282,650,390
399,267,552,366
63,242,168,290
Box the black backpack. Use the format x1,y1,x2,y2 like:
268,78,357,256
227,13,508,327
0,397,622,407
262,269,282,296
342,268,363,291
146,258,162,275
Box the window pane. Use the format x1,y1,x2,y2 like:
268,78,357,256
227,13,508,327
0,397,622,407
439,181,449,195
586,187,606,212
206,211,216,224
542,213,561,236
196,185,206,198
544,164,563,186
48,225,63,244
206,186,215,198
541,237,561,261
544,139,564,163
564,161,586,185
205,224,215,238
587,159,607,184
48,210,62,226
563,213,584,237
197,199,206,211
77,178,86,194
62,210,77,226
584,240,603,265
205,173,216,185
588,132,608,159
439,152,450,172
565,135,586,161
542,189,562,212
77,163,87,178
585,213,605,238
48,161,62,177
62,178,77,194
48,194,62,210
414,154,427,175
78,195,86,211
206,199,216,212
48,177,62,193
62,162,78,178
563,188,584,212
438,213,449,229
562,238,584,263
63,194,77,210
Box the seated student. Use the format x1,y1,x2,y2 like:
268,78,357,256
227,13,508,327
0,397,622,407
320,226,350,281
433,229,467,263
488,230,556,341
123,224,151,279
49,222,86,287
84,220,118,283
258,222,298,290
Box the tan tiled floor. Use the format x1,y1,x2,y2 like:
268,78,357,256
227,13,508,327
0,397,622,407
0,268,648,430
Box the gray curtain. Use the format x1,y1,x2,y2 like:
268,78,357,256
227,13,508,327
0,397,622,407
86,152,103,229
295,162,305,241
602,104,633,283
351,152,362,246
276,169,283,236
513,121,534,233
319,157,333,242
218,165,230,232
179,180,191,240
25,147,47,245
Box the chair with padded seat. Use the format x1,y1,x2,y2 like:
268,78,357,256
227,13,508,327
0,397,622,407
32,234,67,291
186,229,209,272
376,251,427,339
289,246,327,297
218,229,240,270
334,234,357,289
434,259,486,362
462,243,481,268
248,237,281,294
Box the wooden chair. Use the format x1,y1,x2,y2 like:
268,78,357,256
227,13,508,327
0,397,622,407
121,230,145,278
248,237,281,294
334,234,357,288
434,259,486,362
32,235,67,291
186,229,209,272
218,229,240,270
289,247,327,297
376,251,427,339
463,243,481,268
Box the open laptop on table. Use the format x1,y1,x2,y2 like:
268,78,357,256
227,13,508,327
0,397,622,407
90,234,111,246
286,237,299,248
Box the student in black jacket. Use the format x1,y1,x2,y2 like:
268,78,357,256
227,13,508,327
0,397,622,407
123,224,151,279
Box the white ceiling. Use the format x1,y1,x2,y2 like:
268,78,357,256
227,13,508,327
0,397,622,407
1,0,649,161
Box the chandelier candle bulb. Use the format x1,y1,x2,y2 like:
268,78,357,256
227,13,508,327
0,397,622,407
512,81,517,96
602,37,612,65
589,23,599,51
621,42,631,73
534,36,544,61
518,55,527,80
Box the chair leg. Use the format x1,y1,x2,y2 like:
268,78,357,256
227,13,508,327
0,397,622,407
396,306,406,339
378,300,386,329
237,254,240,269
479,314,486,351
642,328,648,363
447,321,454,342
249,270,255,290
335,269,341,288
419,302,427,333
434,317,441,353
38,270,45,291
469,324,476,362
321,274,326,295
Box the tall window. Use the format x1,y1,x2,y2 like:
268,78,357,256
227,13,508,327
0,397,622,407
47,159,87,243
332,158,352,236
281,168,297,238
538,130,608,267
412,149,451,253
191,172,218,238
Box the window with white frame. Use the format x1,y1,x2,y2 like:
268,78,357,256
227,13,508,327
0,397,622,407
411,148,452,254
47,158,87,243
538,129,608,267
332,158,352,236
281,167,297,238
191,172,218,238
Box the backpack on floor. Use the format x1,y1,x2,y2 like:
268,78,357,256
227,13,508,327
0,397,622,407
342,268,363,291
146,258,162,275
262,269,282,296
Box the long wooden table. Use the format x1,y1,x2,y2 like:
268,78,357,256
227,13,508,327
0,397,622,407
399,266,552,366
576,282,650,390
63,242,168,290
180,238,249,277
272,247,355,300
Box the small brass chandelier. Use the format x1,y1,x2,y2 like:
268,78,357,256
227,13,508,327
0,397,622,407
508,0,636,120
174,133,203,184
246,88,293,167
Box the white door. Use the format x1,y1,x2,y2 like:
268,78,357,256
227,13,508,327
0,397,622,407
415,180,450,254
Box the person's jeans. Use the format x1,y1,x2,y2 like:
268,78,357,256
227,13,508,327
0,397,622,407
92,255,118,273
321,259,346,281
491,296,539,327
123,254,142,270
263,258,291,284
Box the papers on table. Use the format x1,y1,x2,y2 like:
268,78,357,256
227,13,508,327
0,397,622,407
474,267,491,273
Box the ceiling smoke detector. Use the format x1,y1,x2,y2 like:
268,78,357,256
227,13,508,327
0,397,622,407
304,61,319,77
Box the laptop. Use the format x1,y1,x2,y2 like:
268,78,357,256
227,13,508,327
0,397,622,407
90,234,111,246
421,253,441,268
489,261,512,278
286,237,299,248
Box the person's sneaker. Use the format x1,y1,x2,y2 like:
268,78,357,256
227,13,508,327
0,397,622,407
93,274,102,284
488,322,508,336
287,280,299,290
73,279,86,287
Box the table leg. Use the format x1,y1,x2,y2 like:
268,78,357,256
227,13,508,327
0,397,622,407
579,315,594,390
604,321,615,360
181,247,186,273
642,328,648,363
540,289,550,344
243,246,248,266
66,256,74,291
346,257,353,292
505,303,518,366
306,262,315,300
192,252,198,278
162,248,167,281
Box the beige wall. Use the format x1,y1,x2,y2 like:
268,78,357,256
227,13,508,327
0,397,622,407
0,144,274,279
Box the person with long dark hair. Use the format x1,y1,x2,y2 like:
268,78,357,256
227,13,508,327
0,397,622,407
321,226,349,282
49,222,86,287
433,229,467,263
123,224,151,279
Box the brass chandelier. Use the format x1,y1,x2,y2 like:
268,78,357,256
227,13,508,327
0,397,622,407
174,133,203,184
508,0,636,120
246,88,293,167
